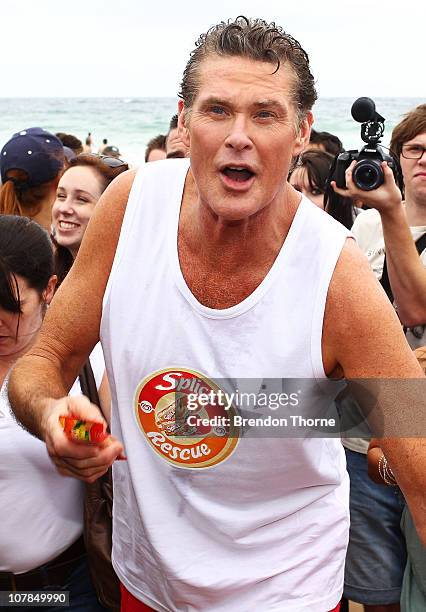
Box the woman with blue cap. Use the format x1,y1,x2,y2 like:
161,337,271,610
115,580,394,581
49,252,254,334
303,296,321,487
0,128,64,231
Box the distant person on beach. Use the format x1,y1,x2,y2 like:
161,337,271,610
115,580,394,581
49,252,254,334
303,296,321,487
7,16,426,612
307,129,344,156
289,149,334,209
145,134,167,162
98,138,108,154
0,127,64,232
82,132,93,154
56,133,83,156
166,114,189,158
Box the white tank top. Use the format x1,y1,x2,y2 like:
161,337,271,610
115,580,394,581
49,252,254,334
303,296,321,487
0,344,105,573
101,159,351,612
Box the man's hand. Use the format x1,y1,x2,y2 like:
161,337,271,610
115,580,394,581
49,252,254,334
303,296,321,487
332,160,403,214
42,395,125,483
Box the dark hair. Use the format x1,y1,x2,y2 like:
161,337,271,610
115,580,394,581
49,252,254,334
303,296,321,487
309,129,344,156
179,16,317,123
56,133,83,155
0,216,54,314
145,134,167,162
169,115,178,132
54,154,128,285
390,104,426,158
290,150,334,196
324,190,357,230
323,155,358,229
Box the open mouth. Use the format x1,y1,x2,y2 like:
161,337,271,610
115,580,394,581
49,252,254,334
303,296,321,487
221,166,255,183
58,221,79,230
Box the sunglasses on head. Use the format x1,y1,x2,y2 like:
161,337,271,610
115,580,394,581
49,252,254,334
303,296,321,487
91,154,128,169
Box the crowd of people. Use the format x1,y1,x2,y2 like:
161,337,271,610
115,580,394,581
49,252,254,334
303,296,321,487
0,14,426,612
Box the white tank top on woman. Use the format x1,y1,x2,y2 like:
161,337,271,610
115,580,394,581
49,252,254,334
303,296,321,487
101,159,351,612
0,343,105,573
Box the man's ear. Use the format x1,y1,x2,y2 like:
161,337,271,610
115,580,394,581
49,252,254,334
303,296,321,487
293,111,313,156
178,100,190,148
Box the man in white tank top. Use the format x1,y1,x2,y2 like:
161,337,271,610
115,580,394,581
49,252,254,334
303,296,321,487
8,16,426,612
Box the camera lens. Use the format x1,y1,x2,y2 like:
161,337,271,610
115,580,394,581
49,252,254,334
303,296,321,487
353,159,383,191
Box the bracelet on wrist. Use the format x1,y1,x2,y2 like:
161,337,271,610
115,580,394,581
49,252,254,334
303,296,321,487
378,454,397,486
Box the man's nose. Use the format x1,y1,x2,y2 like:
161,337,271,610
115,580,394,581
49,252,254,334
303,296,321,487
224,115,253,151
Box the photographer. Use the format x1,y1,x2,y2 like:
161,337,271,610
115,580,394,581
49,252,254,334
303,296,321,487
333,103,426,333
333,103,426,612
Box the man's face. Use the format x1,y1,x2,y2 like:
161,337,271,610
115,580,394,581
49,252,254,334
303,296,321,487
400,131,426,204
166,128,189,159
179,55,311,221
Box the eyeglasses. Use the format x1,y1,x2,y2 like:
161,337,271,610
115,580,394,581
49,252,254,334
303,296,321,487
401,144,426,160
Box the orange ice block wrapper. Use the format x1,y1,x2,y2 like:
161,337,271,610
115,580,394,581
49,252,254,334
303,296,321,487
59,415,108,443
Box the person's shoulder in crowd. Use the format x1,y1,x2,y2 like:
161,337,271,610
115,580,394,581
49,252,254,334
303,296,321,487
351,207,383,246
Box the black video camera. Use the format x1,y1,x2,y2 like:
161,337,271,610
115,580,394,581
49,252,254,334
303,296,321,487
334,97,398,191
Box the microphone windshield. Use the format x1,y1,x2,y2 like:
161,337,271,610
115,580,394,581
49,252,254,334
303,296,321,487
351,97,376,123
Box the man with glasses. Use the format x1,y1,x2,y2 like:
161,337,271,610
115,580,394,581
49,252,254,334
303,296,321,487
335,104,426,333
333,103,426,612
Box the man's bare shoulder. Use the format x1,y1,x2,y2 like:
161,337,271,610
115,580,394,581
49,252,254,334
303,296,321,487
323,238,422,378
329,237,376,292
94,167,137,217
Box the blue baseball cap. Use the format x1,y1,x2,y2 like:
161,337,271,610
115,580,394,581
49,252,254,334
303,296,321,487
0,127,64,187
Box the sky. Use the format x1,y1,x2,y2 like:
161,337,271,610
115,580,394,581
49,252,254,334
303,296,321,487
0,0,424,98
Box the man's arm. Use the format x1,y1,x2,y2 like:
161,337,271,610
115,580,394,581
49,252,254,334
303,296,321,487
323,238,426,544
333,161,426,326
8,169,136,481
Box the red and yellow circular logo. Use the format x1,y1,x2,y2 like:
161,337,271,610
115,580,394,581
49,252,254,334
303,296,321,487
134,367,240,469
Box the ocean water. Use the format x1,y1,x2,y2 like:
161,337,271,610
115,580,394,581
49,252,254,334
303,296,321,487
0,97,423,167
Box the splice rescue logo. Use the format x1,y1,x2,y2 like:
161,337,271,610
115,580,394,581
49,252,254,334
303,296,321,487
134,368,240,469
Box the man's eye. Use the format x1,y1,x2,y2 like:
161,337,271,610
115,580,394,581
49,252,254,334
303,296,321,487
408,146,423,154
257,111,274,119
210,106,225,115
